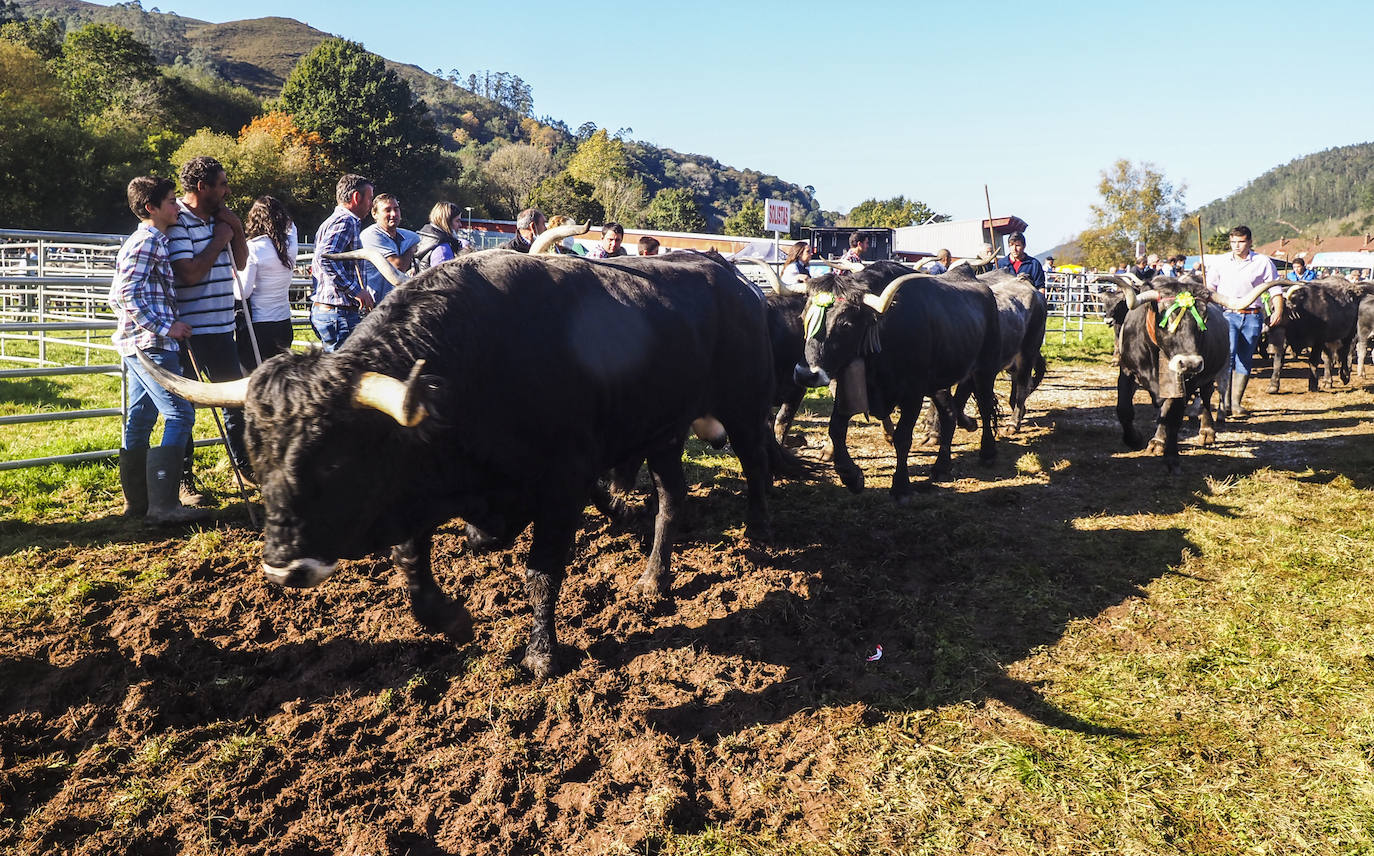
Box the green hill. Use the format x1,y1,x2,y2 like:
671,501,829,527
1192,142,1374,245
12,0,826,231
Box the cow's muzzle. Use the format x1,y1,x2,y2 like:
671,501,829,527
263,558,338,588
1167,354,1204,378
795,362,830,388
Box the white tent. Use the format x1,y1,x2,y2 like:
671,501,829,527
1310,251,1374,270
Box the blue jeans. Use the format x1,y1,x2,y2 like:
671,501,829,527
180,331,249,471
310,304,362,353
1225,310,1263,375
123,349,195,451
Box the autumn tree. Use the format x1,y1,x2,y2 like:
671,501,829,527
486,142,556,219
1078,159,1186,269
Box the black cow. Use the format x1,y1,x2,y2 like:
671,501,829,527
1266,278,1362,393
1101,274,1271,473
733,258,809,447
1353,291,1374,379
913,266,1048,442
1101,288,1129,366
792,261,1002,499
141,242,777,679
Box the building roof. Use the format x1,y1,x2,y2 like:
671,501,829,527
1256,233,1374,261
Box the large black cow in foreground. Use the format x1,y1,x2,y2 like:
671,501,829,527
792,261,1002,499
1099,273,1272,473
141,234,777,678
1267,278,1363,392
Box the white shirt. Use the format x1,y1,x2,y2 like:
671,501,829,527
239,225,298,323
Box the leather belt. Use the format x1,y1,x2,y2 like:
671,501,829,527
1231,308,1261,314
312,302,349,311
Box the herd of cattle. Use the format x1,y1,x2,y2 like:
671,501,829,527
136,222,1374,677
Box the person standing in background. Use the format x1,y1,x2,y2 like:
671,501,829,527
236,195,298,371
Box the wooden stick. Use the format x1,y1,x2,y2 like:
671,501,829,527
1196,215,1206,281
984,185,998,261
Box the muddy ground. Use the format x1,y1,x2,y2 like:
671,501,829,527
3,361,1372,855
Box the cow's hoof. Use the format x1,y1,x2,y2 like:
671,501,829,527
1147,439,1165,455
1199,428,1216,447
633,576,665,601
956,414,978,431
839,468,865,494
1267,381,1280,394
522,645,556,680
819,440,835,462
918,433,938,447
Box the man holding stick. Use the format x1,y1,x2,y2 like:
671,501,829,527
167,155,253,493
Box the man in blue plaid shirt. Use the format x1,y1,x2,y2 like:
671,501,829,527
310,174,375,352
109,176,208,525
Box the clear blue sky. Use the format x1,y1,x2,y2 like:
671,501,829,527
103,0,1372,247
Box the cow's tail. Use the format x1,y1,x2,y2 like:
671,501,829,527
1028,353,1048,395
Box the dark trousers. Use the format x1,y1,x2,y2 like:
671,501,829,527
236,317,293,370
180,331,249,474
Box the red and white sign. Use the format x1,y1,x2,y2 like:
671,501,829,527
764,198,791,234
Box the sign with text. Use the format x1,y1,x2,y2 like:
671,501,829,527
764,198,791,234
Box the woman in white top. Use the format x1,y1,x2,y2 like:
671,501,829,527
780,241,811,286
236,195,298,370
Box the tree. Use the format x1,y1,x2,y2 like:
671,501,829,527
846,196,942,229
485,142,555,219
596,175,646,226
1078,159,1186,269
528,172,603,225
643,188,705,233
169,113,341,227
567,128,629,188
276,38,450,209
722,198,767,237
0,41,91,228
0,16,63,61
55,23,164,119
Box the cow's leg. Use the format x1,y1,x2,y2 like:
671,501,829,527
917,396,939,446
1267,325,1286,394
1006,357,1029,434
971,368,998,462
1198,384,1217,446
827,409,863,493
1357,335,1368,379
949,380,979,432
1159,396,1185,474
1337,340,1352,385
773,385,805,447
393,531,473,643
522,504,581,679
929,391,958,480
635,442,687,598
889,400,922,499
1117,370,1146,450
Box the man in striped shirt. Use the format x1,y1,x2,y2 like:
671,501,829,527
310,174,376,352
167,155,252,491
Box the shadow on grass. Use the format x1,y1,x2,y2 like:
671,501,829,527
0,377,83,410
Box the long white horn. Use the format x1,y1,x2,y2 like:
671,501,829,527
351,360,428,427
326,248,411,288
529,221,590,255
823,259,865,273
734,257,805,295
861,272,931,314
135,348,248,407
1124,289,1160,309
1212,281,1279,312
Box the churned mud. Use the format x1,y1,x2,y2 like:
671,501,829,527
3,362,1372,855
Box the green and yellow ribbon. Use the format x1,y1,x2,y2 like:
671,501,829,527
1159,291,1206,333
804,292,835,339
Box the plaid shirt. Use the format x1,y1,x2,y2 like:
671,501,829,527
109,223,180,357
310,205,365,306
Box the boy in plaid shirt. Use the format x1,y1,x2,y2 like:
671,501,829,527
109,176,208,524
